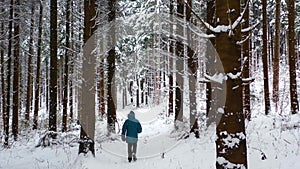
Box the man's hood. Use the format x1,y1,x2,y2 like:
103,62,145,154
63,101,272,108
128,111,135,120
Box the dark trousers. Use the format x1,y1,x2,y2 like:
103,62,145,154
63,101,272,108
127,142,137,158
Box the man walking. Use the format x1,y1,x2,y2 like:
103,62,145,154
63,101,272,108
122,111,142,162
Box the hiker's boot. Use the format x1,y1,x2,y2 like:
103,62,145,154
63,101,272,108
133,154,137,162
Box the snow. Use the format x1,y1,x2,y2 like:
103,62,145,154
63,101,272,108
227,72,242,80
217,157,246,169
219,131,245,149
1,65,300,169
241,22,260,33
1,0,300,168
1,29,300,169
205,73,226,84
1,105,300,169
217,108,225,114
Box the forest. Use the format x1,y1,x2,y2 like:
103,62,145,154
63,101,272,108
0,0,300,168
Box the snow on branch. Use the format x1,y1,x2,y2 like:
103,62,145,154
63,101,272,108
220,131,246,149
188,23,215,38
231,0,250,31
241,21,260,33
184,1,215,33
237,34,251,45
227,72,242,80
242,77,255,85
204,73,227,84
217,157,246,169
184,0,250,35
217,131,247,169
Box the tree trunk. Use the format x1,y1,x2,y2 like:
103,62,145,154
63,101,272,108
33,2,43,130
1,0,6,141
185,0,199,138
141,79,145,104
169,75,174,116
57,59,63,114
136,79,140,107
107,0,117,132
25,3,35,123
287,0,299,114
145,78,148,105
78,0,97,156
130,81,133,104
205,0,216,126
174,83,182,124
215,0,248,168
49,0,58,133
242,1,251,120
107,48,116,132
262,0,271,115
100,61,105,116
69,0,74,121
168,0,174,117
97,38,105,117
45,58,49,113
174,0,184,125
62,0,71,132
272,0,280,111
12,0,21,141
4,0,14,146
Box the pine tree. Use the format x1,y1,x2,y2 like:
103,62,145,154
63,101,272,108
174,0,184,125
262,0,271,115
25,2,35,123
242,0,251,120
168,0,175,117
78,0,97,156
1,0,6,137
107,0,117,133
62,0,71,132
4,0,14,146
287,0,299,114
185,0,199,138
49,0,58,133
215,0,248,168
272,0,280,111
12,0,21,140
205,0,216,126
33,2,43,130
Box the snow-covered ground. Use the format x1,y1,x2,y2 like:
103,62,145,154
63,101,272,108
1,65,300,169
0,105,299,169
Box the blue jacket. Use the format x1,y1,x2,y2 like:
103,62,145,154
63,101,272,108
122,111,142,143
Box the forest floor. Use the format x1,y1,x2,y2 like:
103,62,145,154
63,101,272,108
0,105,299,169
1,67,300,169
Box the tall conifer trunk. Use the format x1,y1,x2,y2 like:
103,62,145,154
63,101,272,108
107,0,117,132
49,0,58,133
205,0,216,126
12,0,21,140
215,0,248,168
242,1,251,120
168,0,174,117
25,3,35,123
33,2,43,130
78,0,97,156
62,0,71,132
1,0,6,142
262,0,271,115
4,0,14,146
174,0,184,125
287,0,299,114
69,0,74,121
273,0,280,111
